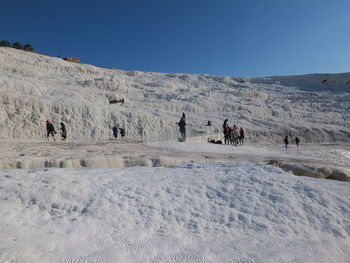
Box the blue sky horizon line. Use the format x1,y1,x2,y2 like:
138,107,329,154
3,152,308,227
1,0,349,78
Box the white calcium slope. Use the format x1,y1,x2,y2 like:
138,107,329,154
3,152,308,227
0,162,349,263
1,47,349,142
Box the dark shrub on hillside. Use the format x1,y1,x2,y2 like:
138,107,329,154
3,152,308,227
0,40,11,47
23,44,34,51
12,42,23,49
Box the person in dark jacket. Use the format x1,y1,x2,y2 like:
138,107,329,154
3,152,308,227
46,120,56,141
223,119,229,145
177,117,186,142
284,135,289,148
295,136,300,147
119,128,125,137
239,127,245,146
60,122,67,141
112,125,118,139
223,119,229,131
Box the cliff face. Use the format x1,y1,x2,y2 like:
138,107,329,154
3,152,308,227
0,47,349,142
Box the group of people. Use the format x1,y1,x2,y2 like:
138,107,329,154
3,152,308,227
112,125,125,139
176,115,246,146
47,115,300,149
46,120,128,142
176,116,302,149
284,135,300,148
223,119,245,146
46,120,66,141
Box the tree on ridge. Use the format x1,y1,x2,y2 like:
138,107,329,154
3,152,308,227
0,40,11,47
23,44,34,51
12,42,23,49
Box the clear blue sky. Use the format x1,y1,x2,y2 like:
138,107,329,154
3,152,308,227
1,0,349,77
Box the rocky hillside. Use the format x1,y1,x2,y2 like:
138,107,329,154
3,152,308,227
0,47,349,142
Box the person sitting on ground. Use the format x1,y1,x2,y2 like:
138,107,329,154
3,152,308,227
208,138,222,144
60,122,67,141
46,120,57,141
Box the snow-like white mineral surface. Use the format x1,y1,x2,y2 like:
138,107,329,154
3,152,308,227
0,47,349,262
0,47,349,142
1,162,350,263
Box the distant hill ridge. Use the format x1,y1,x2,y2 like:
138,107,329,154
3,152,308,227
251,73,350,93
